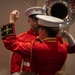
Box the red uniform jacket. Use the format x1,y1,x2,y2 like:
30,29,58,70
10,27,63,74
2,35,75,75
11,28,38,73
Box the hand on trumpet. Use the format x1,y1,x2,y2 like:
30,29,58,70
9,10,19,23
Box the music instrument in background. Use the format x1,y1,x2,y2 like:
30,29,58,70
43,0,75,28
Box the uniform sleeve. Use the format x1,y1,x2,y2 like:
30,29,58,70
2,36,32,57
1,23,31,55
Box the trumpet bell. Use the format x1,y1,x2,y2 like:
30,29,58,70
45,0,75,28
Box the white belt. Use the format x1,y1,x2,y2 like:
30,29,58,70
23,62,30,67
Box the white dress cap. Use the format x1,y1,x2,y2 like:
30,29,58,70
24,7,45,16
36,15,64,27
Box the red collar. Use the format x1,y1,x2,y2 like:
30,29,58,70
27,28,38,36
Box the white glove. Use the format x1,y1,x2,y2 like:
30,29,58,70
9,10,19,23
11,72,19,75
60,30,75,46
